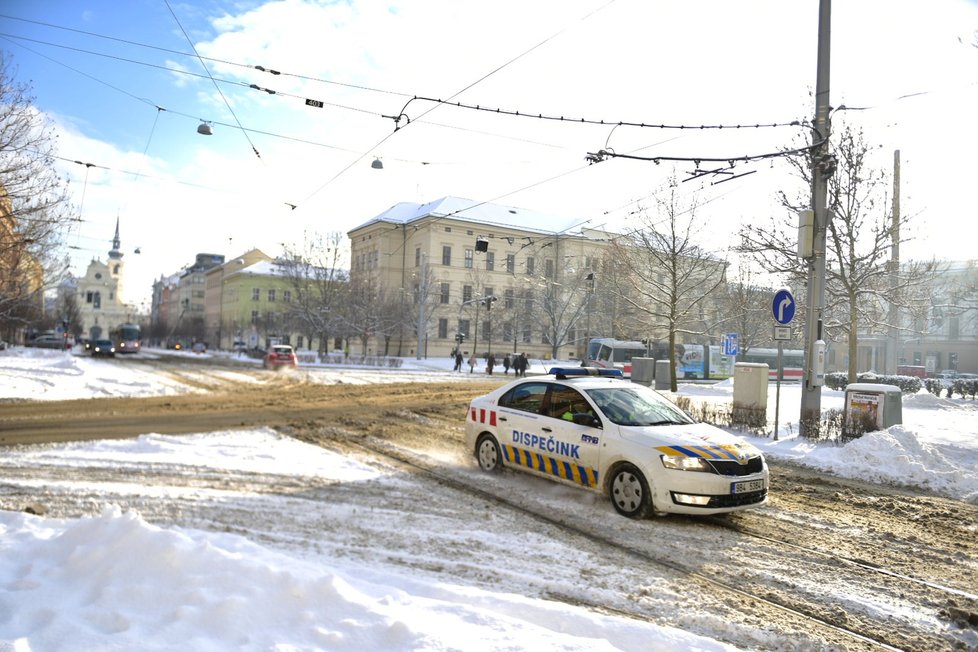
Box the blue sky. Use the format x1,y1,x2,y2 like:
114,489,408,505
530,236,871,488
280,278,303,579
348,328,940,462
1,0,977,307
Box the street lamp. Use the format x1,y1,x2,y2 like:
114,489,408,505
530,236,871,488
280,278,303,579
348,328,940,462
484,296,497,357
585,273,595,360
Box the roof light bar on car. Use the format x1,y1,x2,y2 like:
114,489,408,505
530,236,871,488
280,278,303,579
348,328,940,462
549,367,623,379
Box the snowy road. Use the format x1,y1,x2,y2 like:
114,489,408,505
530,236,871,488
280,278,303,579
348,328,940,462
2,354,976,650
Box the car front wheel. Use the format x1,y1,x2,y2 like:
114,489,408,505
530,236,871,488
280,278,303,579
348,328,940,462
610,463,652,519
475,434,502,473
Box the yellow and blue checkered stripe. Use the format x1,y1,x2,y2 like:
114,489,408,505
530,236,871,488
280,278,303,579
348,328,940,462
501,444,599,488
655,444,756,464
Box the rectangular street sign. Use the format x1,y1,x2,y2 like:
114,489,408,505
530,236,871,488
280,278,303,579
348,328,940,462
721,332,739,356
773,326,791,341
305,98,324,108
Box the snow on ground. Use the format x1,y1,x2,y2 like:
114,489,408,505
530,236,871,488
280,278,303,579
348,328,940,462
1,346,977,650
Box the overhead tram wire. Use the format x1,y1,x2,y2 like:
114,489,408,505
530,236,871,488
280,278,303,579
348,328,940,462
3,12,968,134
298,0,621,205
163,0,261,160
0,12,413,100
0,33,577,163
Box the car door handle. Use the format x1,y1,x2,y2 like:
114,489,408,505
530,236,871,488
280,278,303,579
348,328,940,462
541,427,552,433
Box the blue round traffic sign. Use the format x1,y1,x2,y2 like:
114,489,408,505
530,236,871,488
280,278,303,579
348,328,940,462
772,289,795,325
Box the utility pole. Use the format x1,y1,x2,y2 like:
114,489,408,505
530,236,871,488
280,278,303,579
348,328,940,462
886,150,901,374
800,0,833,436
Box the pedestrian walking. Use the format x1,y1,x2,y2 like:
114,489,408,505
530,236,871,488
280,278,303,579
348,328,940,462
486,352,496,375
502,353,511,375
454,351,463,372
468,354,477,374
518,352,529,377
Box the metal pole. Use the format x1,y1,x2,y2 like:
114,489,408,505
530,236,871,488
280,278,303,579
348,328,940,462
774,342,783,441
886,150,901,374
800,0,832,436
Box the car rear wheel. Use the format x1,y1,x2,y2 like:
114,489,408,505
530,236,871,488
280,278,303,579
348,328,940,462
475,434,502,473
610,463,652,519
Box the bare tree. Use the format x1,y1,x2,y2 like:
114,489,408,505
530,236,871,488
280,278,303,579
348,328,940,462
535,249,591,360
740,123,937,380
343,275,384,357
280,232,349,355
0,52,76,339
612,175,728,391
409,254,439,358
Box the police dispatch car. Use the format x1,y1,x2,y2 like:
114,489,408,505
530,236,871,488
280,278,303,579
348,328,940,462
464,367,768,518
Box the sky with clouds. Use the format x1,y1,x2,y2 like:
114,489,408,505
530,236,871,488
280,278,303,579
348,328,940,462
1,0,976,308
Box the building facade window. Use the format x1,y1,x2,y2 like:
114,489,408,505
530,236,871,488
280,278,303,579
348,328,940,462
464,249,474,269
252,288,260,301
251,310,259,323
522,324,532,343
268,289,276,302
545,258,554,279
504,288,514,309
415,247,421,267
506,254,515,274
463,285,473,302
459,319,471,339
486,252,495,271
438,318,448,339
526,257,535,275
440,282,450,304
283,290,292,303
442,246,452,266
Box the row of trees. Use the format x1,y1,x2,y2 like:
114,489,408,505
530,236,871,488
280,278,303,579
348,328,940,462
250,125,971,392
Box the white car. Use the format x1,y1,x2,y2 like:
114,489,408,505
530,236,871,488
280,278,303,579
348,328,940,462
464,367,768,518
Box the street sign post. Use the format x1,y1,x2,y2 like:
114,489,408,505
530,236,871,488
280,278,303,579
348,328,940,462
771,289,795,441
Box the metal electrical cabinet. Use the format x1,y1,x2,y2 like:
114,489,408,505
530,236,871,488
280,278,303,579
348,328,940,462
843,383,903,436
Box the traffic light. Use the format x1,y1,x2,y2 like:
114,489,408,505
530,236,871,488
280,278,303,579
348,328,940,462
483,296,497,310
455,332,466,343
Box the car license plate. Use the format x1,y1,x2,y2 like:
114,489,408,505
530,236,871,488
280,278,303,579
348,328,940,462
731,479,764,494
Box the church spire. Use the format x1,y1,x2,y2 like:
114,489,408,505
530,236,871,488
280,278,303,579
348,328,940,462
109,216,123,260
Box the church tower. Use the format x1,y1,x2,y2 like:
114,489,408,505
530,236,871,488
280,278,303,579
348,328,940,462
108,216,125,302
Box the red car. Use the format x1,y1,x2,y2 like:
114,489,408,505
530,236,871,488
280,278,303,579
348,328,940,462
263,345,298,369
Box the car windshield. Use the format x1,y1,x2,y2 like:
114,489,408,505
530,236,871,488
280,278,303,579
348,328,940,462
585,385,695,427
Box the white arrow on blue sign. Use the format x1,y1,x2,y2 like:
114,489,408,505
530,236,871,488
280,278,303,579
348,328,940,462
772,289,796,325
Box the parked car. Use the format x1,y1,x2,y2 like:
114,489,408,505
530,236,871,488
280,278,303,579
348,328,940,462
465,367,768,519
28,335,66,349
91,339,116,357
263,345,298,369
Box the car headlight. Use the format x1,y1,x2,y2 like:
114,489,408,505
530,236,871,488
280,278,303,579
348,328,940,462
660,455,713,473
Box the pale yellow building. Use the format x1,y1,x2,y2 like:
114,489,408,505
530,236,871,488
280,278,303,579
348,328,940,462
348,197,610,360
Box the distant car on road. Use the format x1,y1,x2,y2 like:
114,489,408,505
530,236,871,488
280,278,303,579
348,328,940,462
28,335,65,349
91,339,116,357
263,345,298,370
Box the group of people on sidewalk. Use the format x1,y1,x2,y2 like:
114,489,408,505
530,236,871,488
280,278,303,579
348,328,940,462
452,350,529,376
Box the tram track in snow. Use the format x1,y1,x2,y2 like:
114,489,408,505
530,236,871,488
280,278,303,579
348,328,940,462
325,431,932,652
